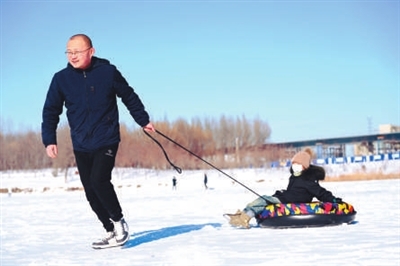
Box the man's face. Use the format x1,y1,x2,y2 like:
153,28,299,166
66,37,94,69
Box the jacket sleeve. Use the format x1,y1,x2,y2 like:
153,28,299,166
41,75,64,147
307,181,336,202
113,67,150,127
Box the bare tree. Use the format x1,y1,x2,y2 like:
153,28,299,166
0,114,273,171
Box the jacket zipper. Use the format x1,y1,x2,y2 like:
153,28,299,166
82,70,91,138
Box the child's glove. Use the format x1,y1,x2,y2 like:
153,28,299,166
333,197,343,204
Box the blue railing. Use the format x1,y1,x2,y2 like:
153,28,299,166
271,152,400,167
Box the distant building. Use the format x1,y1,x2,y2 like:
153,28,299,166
268,124,400,161
379,124,400,134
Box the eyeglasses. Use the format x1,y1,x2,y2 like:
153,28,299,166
65,47,92,57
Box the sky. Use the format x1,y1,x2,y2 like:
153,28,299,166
0,0,399,142
1,162,400,265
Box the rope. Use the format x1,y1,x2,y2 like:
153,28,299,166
142,129,182,174
143,129,265,199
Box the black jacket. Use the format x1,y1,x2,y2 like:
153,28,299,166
42,57,150,152
273,165,336,203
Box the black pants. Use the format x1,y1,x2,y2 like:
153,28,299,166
74,144,122,232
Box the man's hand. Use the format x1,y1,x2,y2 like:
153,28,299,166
143,122,156,132
46,144,58,159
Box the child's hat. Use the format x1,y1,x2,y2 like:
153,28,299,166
291,150,311,169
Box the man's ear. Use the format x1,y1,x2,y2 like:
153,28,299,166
90,47,96,56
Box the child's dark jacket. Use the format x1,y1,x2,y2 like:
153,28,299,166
273,165,336,203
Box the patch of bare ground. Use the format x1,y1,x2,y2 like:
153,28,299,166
325,173,400,182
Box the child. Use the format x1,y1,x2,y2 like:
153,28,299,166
226,149,343,229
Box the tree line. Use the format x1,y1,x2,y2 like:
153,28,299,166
0,115,286,172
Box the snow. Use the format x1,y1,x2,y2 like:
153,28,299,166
1,161,400,266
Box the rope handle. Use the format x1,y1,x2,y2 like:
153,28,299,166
142,129,182,174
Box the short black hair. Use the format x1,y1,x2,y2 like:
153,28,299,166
69,34,93,48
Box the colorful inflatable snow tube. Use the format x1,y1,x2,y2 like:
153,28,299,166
256,202,357,228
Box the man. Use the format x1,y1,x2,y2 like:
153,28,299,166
204,173,208,190
172,176,177,190
41,34,155,249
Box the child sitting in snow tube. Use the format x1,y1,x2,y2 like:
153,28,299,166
225,149,347,229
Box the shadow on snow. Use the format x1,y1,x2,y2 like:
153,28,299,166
123,223,222,249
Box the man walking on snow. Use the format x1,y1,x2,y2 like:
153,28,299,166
41,34,155,249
